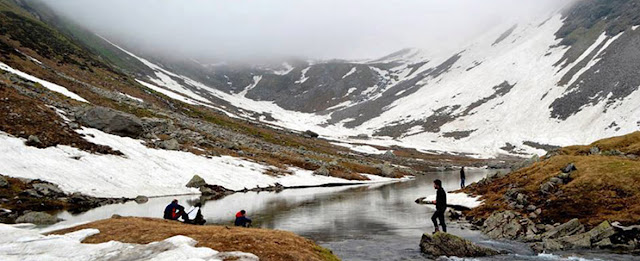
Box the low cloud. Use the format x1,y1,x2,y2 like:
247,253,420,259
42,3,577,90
42,0,574,62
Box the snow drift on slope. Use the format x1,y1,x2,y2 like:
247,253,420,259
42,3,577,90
0,128,397,198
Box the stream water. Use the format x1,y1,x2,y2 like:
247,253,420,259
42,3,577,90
48,169,638,261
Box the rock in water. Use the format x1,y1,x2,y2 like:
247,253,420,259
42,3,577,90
134,195,149,204
186,175,207,188
419,232,500,258
16,211,59,225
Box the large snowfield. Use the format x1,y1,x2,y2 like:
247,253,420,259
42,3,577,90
101,13,640,158
0,128,398,198
0,224,258,261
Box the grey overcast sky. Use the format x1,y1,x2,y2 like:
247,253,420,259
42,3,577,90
43,0,574,62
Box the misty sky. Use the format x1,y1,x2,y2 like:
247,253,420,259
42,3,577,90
43,0,573,62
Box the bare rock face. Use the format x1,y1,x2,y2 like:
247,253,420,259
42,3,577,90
532,221,616,252
541,218,585,240
419,232,500,258
483,211,537,240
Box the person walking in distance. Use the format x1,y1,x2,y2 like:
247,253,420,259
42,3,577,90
430,179,447,233
460,167,466,188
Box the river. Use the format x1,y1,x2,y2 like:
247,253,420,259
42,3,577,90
48,169,638,261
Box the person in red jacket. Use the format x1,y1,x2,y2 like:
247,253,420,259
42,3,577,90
234,210,252,227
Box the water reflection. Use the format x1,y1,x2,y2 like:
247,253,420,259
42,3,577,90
47,169,632,260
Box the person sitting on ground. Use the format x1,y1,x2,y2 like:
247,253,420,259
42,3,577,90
430,179,447,233
187,203,206,225
163,199,190,222
234,210,252,227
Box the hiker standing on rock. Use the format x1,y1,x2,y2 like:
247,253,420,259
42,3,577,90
430,179,447,233
460,167,466,188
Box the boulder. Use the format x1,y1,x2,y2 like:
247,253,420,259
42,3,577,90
26,135,41,146
542,218,584,239
302,130,319,138
540,181,556,194
590,146,600,155
78,107,144,138
186,175,207,188
313,166,330,176
160,139,180,150
419,232,500,258
377,163,395,177
0,176,8,188
561,163,577,173
134,195,149,204
538,221,616,251
383,150,396,158
15,211,59,225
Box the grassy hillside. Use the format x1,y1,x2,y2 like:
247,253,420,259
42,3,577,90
52,217,340,261
465,131,640,228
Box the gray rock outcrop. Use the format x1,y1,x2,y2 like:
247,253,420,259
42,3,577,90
483,211,538,240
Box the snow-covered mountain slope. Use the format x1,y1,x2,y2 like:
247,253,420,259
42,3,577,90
0,128,396,198
88,1,639,158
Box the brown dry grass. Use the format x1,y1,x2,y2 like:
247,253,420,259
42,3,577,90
51,217,340,261
465,132,640,228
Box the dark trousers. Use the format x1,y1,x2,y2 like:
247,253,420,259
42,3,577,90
461,178,465,188
431,209,446,232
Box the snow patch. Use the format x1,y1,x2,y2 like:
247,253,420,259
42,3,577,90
118,92,144,103
238,75,262,97
0,62,88,103
342,67,357,79
421,192,482,209
295,67,310,84
330,142,389,155
273,62,294,75
0,128,399,198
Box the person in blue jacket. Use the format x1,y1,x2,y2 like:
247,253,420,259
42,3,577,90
164,199,189,222
234,210,252,227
